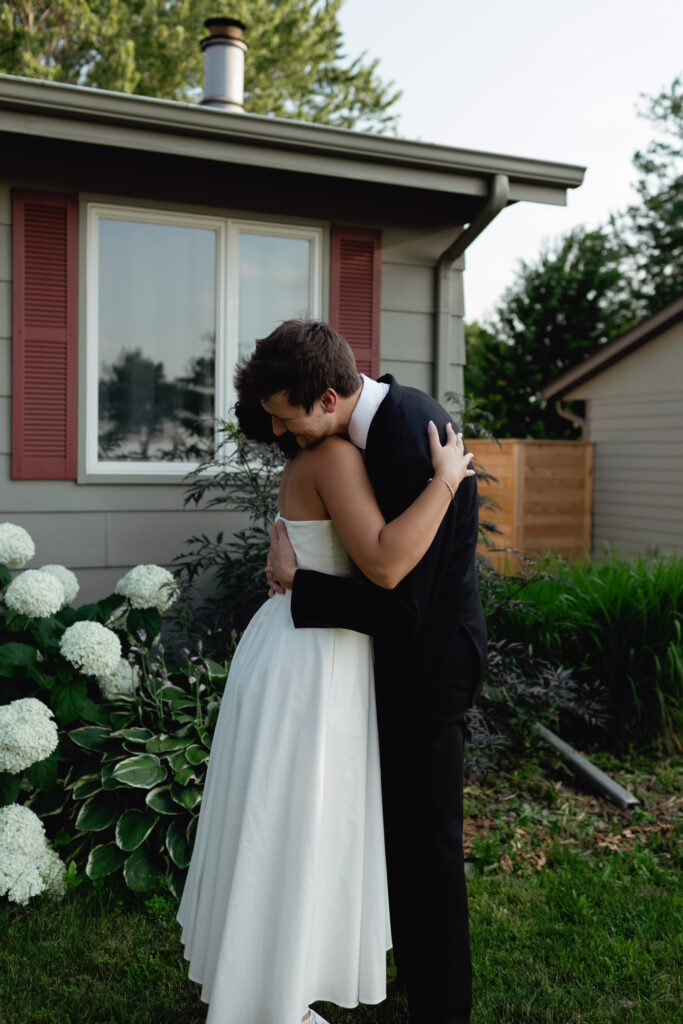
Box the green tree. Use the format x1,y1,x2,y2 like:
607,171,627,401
612,76,683,316
465,227,637,439
0,0,400,130
463,321,518,440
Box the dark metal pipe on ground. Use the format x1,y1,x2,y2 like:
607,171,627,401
532,721,639,809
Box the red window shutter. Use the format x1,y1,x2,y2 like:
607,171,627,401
329,226,381,378
12,190,78,479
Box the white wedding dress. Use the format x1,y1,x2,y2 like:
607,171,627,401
177,516,391,1024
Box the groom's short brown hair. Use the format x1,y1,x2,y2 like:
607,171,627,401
234,320,362,412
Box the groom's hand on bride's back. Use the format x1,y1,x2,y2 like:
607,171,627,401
266,520,298,596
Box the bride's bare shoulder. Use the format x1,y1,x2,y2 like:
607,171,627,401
306,438,365,491
310,436,361,462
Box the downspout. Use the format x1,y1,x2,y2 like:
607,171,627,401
555,398,586,437
434,173,509,402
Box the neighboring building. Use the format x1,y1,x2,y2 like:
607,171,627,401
0,38,584,600
543,296,683,557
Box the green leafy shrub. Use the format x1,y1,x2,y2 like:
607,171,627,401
171,420,286,660
488,552,683,753
467,562,608,778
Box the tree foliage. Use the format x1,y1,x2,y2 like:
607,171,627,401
612,76,683,316
466,76,682,438
466,227,637,439
0,0,400,130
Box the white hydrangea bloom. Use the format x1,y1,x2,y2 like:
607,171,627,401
4,570,64,619
98,658,139,701
39,564,79,606
0,803,66,904
0,698,59,774
115,564,180,612
0,522,35,569
60,620,121,678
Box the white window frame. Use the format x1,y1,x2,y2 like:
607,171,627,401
85,203,322,478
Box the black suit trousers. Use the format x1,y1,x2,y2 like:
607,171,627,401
375,621,480,1024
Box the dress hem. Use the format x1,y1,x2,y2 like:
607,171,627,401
178,936,393,1011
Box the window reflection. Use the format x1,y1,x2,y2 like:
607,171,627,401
238,233,311,360
98,219,217,462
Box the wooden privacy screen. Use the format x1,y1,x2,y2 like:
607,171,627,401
468,439,594,569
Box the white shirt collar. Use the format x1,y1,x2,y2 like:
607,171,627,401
348,374,390,450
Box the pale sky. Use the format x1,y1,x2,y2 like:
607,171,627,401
338,0,683,324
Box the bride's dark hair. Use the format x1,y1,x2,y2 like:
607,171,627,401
234,394,299,459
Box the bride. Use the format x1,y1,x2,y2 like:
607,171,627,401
176,388,474,1024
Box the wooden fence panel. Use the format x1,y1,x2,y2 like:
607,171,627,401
468,439,594,570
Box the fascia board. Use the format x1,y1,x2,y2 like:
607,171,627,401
0,74,585,199
0,107,489,198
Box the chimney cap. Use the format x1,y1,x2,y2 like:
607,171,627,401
203,17,246,40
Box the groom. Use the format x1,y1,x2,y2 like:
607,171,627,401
239,319,486,1024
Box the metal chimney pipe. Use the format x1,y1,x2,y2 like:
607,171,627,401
200,17,247,112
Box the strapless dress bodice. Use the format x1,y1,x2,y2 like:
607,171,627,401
276,513,353,578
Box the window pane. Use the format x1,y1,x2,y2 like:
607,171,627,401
238,233,311,360
98,218,216,462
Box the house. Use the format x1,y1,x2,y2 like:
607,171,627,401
543,295,683,557
0,19,585,601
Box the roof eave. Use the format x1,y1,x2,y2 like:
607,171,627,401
0,74,585,203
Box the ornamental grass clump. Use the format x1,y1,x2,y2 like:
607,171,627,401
487,552,683,752
60,621,122,679
0,803,66,904
4,570,64,619
0,698,58,775
0,522,35,568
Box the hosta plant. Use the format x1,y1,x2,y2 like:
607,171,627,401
65,640,229,897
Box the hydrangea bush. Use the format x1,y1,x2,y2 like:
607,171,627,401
5,570,65,619
60,621,122,679
0,520,207,903
0,698,58,775
115,565,179,613
0,523,35,568
0,803,66,904
40,564,79,605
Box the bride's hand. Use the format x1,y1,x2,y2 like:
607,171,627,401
428,421,475,494
266,519,298,594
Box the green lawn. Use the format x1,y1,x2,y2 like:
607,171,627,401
1,750,680,1024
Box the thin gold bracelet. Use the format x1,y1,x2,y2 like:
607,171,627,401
429,475,455,500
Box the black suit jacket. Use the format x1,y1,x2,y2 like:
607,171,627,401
291,375,487,700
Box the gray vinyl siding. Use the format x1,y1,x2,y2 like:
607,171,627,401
566,321,683,558
380,225,465,400
0,181,467,601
